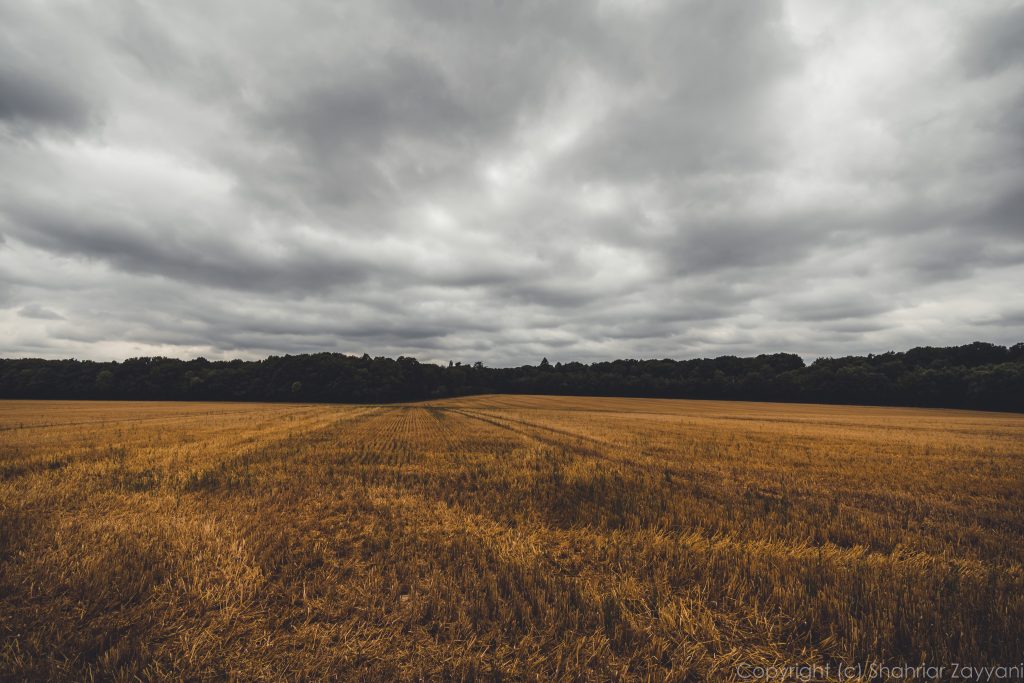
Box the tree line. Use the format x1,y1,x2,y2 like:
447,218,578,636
1,341,1022,412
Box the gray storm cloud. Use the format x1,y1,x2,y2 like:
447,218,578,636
1,0,1022,364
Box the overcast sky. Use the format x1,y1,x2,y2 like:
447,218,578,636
1,1,1022,365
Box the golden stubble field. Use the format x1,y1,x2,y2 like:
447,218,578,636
1,396,1022,681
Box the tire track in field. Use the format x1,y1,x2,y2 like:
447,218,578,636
443,407,618,451
423,406,457,450
0,404,320,433
178,407,383,482
437,407,715,481
438,407,627,467
0,406,344,481
324,406,449,467
482,407,689,452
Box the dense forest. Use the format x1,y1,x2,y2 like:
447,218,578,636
2,341,1023,412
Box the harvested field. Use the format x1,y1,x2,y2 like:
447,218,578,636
1,396,1022,681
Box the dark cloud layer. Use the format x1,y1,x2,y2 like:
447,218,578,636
1,0,1022,364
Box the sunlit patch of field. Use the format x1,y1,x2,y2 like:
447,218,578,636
1,396,1022,681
